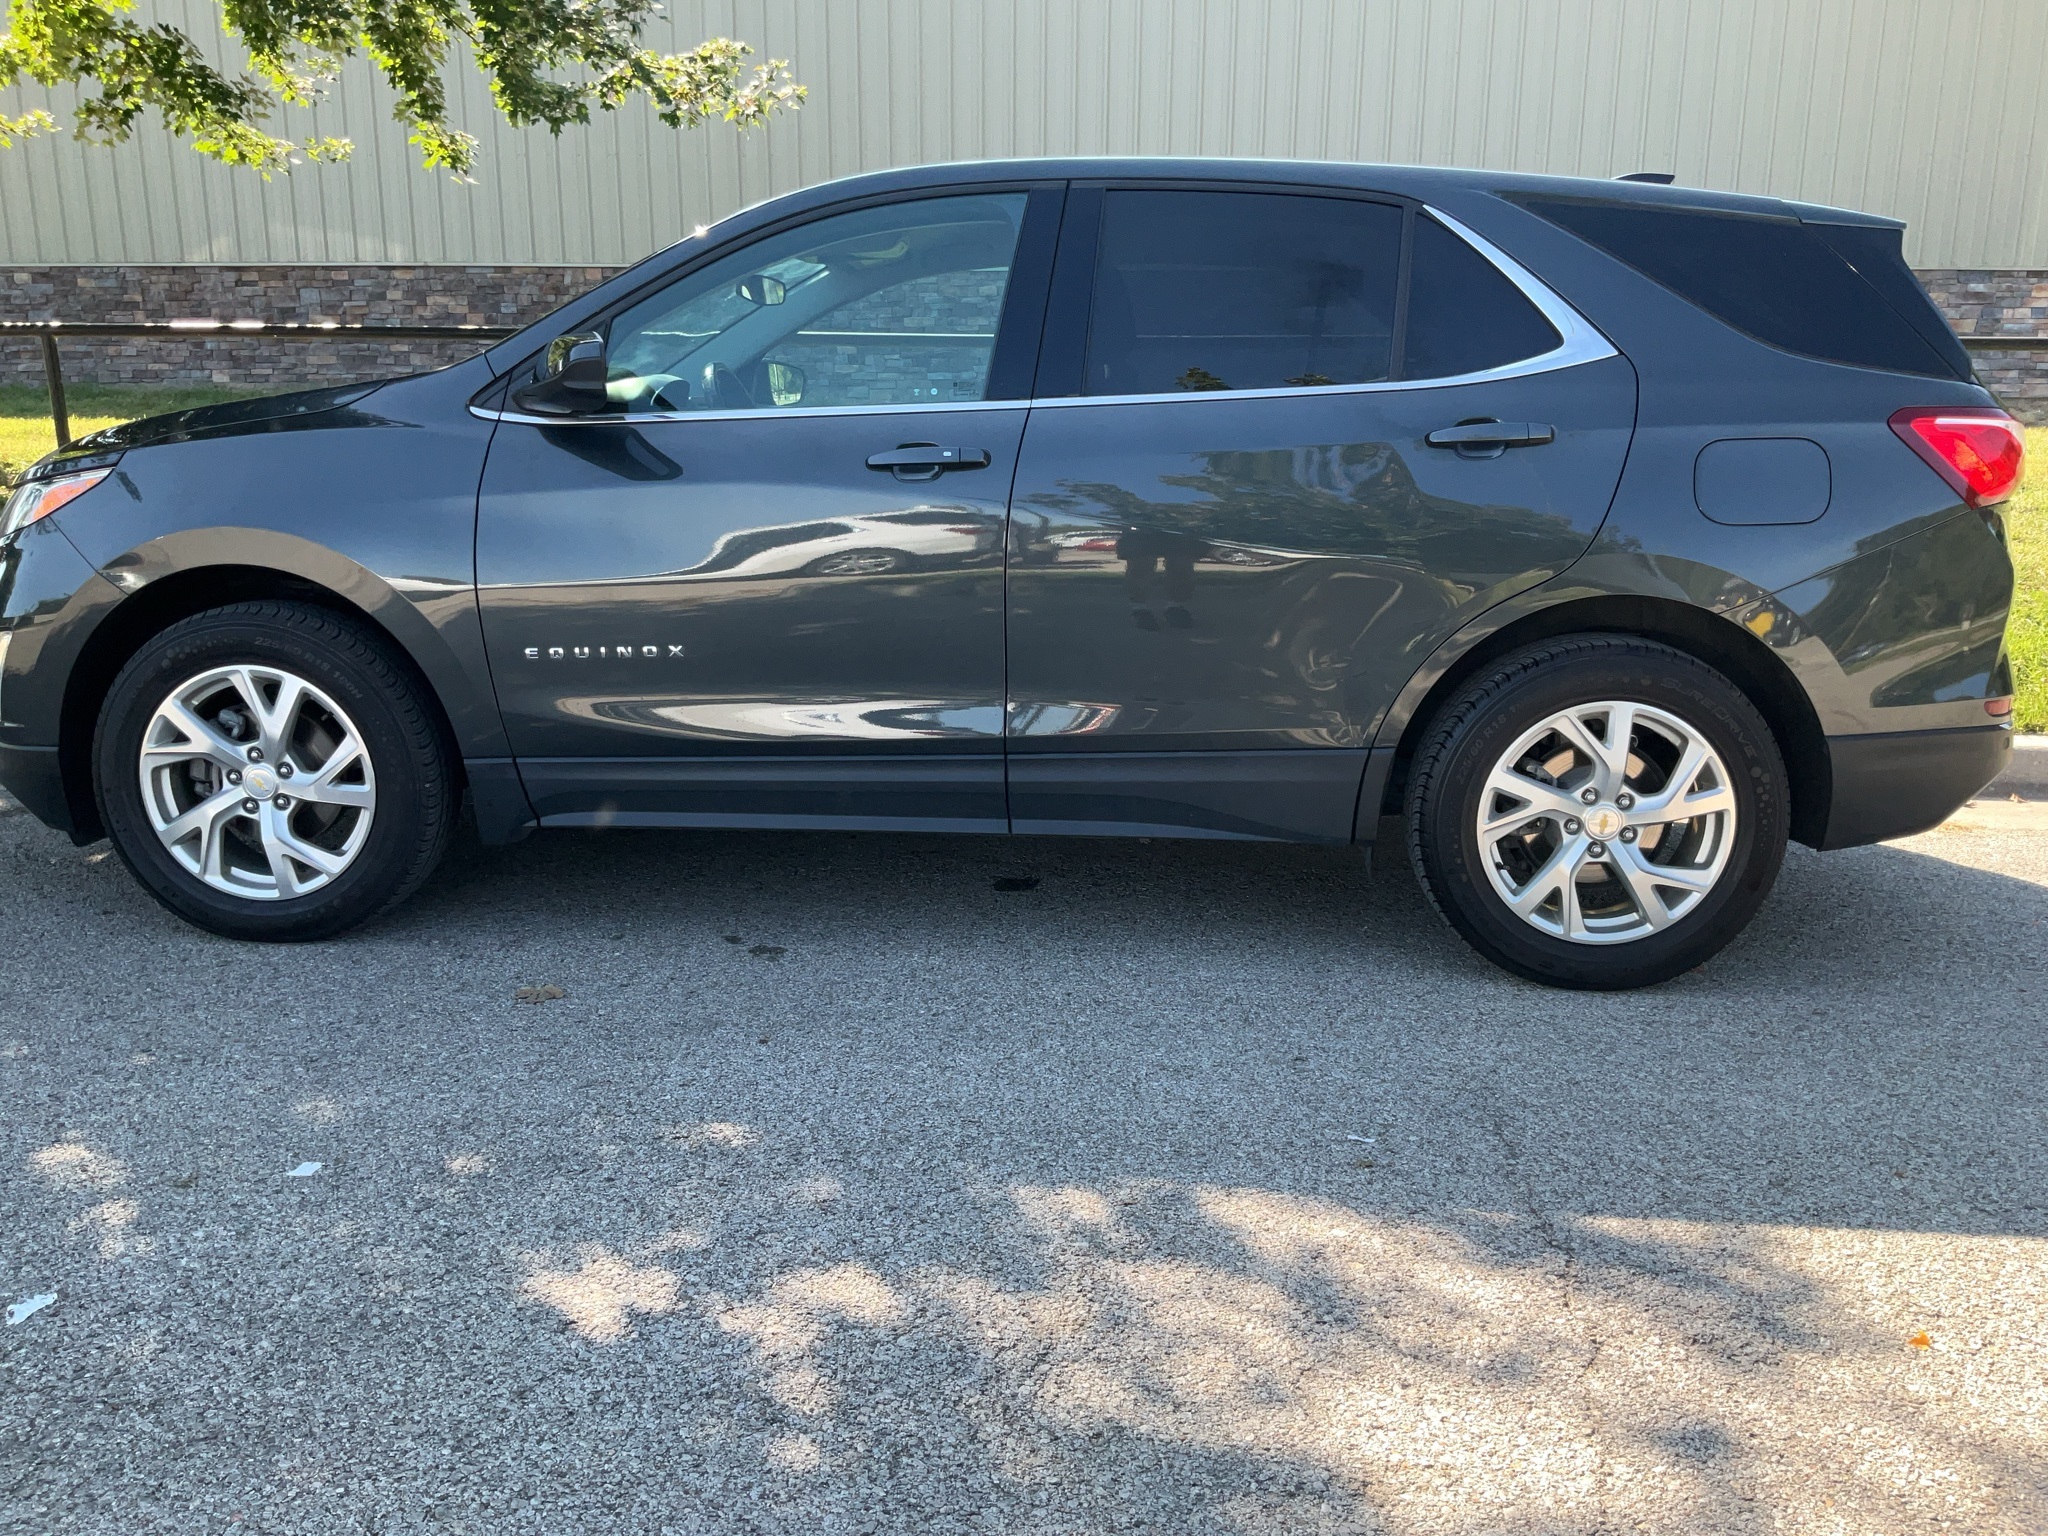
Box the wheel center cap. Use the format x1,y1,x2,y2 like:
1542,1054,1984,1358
1583,804,1625,840
243,764,280,800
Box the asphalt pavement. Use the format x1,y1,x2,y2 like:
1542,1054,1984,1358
3,781,2045,1535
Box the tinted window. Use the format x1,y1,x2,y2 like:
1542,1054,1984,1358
602,193,1027,413
1402,215,1562,378
1084,191,1402,396
1807,222,1973,380
1523,198,1962,379
763,269,1011,408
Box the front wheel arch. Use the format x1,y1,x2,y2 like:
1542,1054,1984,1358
91,598,457,938
59,567,465,844
1378,593,1831,849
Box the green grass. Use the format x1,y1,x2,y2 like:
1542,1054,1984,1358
0,383,260,487
2007,428,2047,733
1,387,2043,729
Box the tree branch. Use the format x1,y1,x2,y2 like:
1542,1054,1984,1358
0,0,804,175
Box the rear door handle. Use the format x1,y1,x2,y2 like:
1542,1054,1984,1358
866,444,993,479
1424,420,1556,454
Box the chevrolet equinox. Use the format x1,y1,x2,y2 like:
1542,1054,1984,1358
0,160,2021,988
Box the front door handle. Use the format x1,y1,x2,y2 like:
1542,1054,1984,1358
866,444,992,480
1424,420,1556,457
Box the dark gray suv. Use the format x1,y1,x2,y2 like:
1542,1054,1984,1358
0,159,2021,988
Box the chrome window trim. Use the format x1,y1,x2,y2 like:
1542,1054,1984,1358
1029,205,1618,410
1422,207,1618,370
470,202,1616,428
470,397,1030,426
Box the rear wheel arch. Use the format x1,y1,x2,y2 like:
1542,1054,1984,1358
58,566,467,843
1379,594,1831,847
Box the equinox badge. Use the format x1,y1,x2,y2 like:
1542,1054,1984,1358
524,644,686,659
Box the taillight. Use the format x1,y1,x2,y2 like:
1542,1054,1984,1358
1889,407,2026,508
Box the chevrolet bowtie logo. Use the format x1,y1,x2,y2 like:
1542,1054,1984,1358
524,644,686,659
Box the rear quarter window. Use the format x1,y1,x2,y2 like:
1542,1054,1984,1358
1402,214,1562,378
1520,198,1966,380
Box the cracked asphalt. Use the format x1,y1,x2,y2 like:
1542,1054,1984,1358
3,786,2046,1535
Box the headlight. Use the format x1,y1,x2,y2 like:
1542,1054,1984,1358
1,464,114,541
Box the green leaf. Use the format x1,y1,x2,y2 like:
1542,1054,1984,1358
0,0,803,173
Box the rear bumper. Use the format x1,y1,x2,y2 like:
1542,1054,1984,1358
0,742,77,838
1819,724,2012,850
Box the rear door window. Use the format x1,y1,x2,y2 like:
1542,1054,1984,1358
1520,198,1964,379
1082,190,1403,396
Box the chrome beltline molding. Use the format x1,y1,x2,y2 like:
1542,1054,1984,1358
471,397,1027,426
469,202,1619,429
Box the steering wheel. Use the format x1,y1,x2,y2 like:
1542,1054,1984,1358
643,375,691,411
706,363,756,411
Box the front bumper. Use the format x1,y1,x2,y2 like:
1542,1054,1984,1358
1,517,130,842
1819,724,2012,849
0,741,73,834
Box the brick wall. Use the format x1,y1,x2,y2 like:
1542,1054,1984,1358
1917,270,2048,422
769,271,1009,406
1,265,622,389
5,263,2045,420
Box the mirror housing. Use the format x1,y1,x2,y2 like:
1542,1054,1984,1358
513,331,610,416
735,273,787,307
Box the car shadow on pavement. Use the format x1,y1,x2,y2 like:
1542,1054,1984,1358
5,809,2046,1532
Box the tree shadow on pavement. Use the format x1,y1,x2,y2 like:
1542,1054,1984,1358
5,812,2045,1532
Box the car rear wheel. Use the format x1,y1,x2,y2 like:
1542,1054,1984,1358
94,601,455,941
1405,635,1788,989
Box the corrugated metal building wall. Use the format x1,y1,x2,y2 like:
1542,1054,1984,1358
2,0,2045,270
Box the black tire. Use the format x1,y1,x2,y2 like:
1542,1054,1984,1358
1405,635,1788,990
93,601,455,941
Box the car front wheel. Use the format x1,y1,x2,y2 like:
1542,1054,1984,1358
1406,635,1788,989
94,600,455,941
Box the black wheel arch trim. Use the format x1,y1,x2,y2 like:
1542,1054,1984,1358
50,530,515,843
1368,584,1834,849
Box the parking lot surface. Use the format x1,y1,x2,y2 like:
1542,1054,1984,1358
3,792,2045,1535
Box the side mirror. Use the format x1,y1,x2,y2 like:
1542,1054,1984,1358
512,331,609,416
732,359,806,408
764,360,805,406
735,273,787,307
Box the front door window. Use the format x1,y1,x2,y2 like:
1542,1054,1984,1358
601,194,1027,414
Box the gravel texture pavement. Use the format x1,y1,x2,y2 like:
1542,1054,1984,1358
3,789,2045,1535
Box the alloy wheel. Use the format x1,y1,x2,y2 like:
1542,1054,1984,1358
137,664,376,900
1475,699,1737,945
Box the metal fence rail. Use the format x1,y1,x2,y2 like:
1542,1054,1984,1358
2,318,2041,450
1,319,519,446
